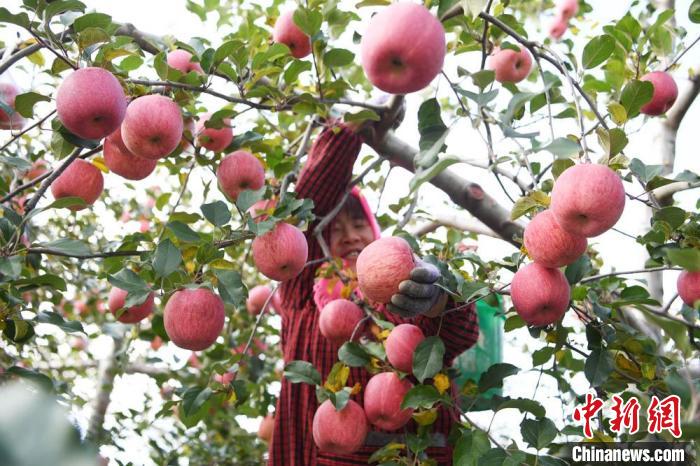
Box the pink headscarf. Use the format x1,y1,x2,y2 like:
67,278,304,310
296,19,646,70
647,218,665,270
312,186,381,310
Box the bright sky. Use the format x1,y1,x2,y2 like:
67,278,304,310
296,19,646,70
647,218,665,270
1,1,699,465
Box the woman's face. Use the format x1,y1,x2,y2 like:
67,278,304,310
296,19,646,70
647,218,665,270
329,209,375,271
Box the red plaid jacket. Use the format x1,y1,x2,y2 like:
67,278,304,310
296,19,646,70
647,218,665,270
268,123,480,465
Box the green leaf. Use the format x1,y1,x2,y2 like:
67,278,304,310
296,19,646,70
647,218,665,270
181,386,212,417
330,388,350,411
521,417,558,449
412,336,445,383
293,7,322,37
455,430,490,466
0,256,22,280
107,269,150,294
236,187,265,212
565,255,592,284
540,137,580,159
620,80,654,118
400,384,442,410
166,221,200,242
201,201,231,226
691,0,700,23
284,360,321,385
417,99,448,154
471,70,495,90
344,109,381,125
338,342,370,367
582,35,615,69
72,12,112,32
44,0,85,22
409,154,459,193
284,60,312,84
608,102,627,125
14,273,67,291
152,239,182,278
496,397,546,418
478,363,519,392
552,159,575,179
584,349,613,386
213,269,246,307
39,239,90,256
37,311,84,334
654,206,686,230
3,318,35,343
323,48,354,67
667,248,700,271
14,92,51,118
0,7,31,28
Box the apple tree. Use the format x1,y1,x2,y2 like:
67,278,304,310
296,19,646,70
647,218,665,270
0,0,698,465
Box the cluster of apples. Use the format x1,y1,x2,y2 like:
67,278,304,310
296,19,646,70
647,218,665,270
513,164,626,326
548,0,578,40
313,323,427,454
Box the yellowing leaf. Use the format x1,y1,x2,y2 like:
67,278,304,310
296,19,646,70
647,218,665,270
209,259,236,270
350,382,362,395
433,373,451,395
323,362,349,393
412,408,438,426
91,157,109,173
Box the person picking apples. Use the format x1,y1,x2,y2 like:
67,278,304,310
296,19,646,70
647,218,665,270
268,106,479,465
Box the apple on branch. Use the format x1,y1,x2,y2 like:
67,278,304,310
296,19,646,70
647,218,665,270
487,46,533,84
51,159,104,211
56,67,127,140
196,113,233,152
511,262,570,326
385,323,425,374
216,150,265,201
0,82,26,131
356,236,415,304
108,287,155,324
318,299,365,345
273,10,312,59
640,71,678,116
312,399,368,455
163,287,225,351
166,49,204,75
360,3,445,94
252,222,308,282
363,371,413,431
104,127,157,180
121,94,184,160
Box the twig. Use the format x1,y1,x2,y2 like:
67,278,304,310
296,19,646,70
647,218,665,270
0,43,43,76
0,110,57,154
23,147,82,213
579,266,680,284
665,35,700,71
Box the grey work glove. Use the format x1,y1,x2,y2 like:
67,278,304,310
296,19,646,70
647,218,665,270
387,259,445,319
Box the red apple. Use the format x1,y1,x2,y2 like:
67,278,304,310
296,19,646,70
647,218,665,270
272,10,312,59
104,127,157,180
385,323,425,374
640,71,678,116
550,163,626,237
196,113,233,152
166,49,204,75
164,288,225,351
677,271,700,308
24,160,48,181
312,399,368,455
139,218,150,234
511,263,570,326
51,159,104,210
121,95,183,160
487,46,532,84
356,237,415,304
548,16,568,40
252,222,308,281
363,371,413,431
0,82,25,130
214,371,234,385
56,67,127,139
319,299,365,345
556,0,579,20
246,285,274,315
524,210,587,268
258,414,275,442
360,3,445,94
108,287,155,324
216,150,265,201
151,336,163,350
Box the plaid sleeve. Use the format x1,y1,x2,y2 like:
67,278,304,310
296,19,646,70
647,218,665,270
279,123,363,312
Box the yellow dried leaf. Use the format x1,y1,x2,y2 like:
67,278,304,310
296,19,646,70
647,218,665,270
377,329,391,342
91,157,109,174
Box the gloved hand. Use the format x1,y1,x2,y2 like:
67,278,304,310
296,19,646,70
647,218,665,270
387,259,446,319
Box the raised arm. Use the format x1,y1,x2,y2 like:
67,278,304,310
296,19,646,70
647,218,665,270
279,123,363,311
